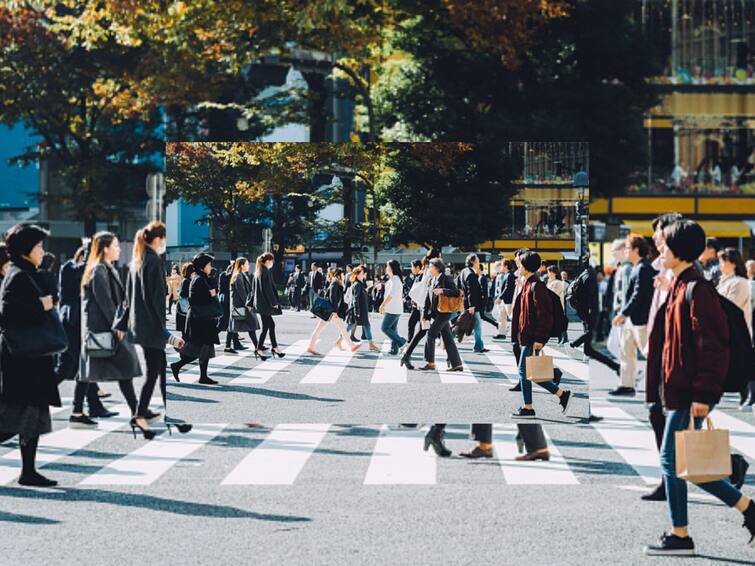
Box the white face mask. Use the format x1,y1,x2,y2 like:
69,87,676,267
156,244,167,255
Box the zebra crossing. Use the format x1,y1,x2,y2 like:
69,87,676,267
2,404,753,488
164,337,589,386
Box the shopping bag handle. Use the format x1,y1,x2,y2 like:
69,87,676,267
687,414,715,431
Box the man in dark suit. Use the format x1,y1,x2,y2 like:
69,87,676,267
460,253,487,353
421,258,464,372
610,233,656,396
307,262,324,318
493,259,516,340
293,264,306,311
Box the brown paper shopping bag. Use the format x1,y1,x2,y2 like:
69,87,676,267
525,352,554,383
675,415,731,484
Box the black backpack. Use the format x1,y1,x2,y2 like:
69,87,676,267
565,270,587,314
530,281,569,339
684,280,755,393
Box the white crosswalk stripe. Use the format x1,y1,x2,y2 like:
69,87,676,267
80,423,227,486
483,345,519,384
221,423,330,485
371,340,408,384
436,348,477,384
300,346,355,384
229,340,309,384
364,425,436,484
169,348,259,384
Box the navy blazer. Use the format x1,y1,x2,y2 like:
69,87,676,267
621,259,656,325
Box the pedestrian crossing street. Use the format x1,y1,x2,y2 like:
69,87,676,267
1,400,753,488
165,339,589,386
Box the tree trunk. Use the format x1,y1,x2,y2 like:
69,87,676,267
304,72,327,142
84,213,97,237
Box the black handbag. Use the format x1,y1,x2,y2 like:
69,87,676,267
271,305,283,316
191,298,224,320
2,273,68,357
311,296,335,321
85,331,117,358
232,306,248,321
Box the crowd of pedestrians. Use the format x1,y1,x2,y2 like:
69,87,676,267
0,222,191,487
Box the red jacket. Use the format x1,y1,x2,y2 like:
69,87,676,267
646,266,729,409
511,275,553,346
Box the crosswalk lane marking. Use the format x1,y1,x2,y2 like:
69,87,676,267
371,340,407,383
543,346,589,382
492,424,579,485
709,410,755,463
169,348,258,384
436,348,477,384
300,346,355,384
483,345,519,384
221,424,330,485
79,423,227,486
363,425,436,484
0,403,133,485
229,340,309,384
589,405,660,484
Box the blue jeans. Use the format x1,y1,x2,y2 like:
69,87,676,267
381,314,405,352
348,322,372,341
472,312,484,352
661,405,742,527
518,343,559,405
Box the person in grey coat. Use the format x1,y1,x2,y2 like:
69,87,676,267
228,257,265,359
77,232,141,428
253,252,285,358
116,221,177,439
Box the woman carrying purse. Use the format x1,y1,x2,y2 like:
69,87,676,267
306,269,361,355
228,257,266,360
253,252,285,358
77,232,142,428
346,266,379,352
169,253,221,384
0,224,63,486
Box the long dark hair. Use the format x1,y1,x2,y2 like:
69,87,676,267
719,247,747,278
255,252,274,276
131,221,166,271
82,231,117,290
387,259,403,281
231,257,248,284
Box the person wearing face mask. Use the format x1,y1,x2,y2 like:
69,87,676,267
169,253,221,385
253,252,285,358
116,221,188,440
0,224,62,486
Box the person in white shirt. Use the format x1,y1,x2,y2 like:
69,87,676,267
717,248,752,338
380,260,407,355
671,163,687,190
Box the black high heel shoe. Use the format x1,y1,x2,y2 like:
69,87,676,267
423,431,451,457
271,348,285,359
170,362,181,382
166,423,193,435
130,417,156,440
400,357,415,370
254,350,269,361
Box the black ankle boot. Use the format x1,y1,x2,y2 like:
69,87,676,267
423,426,451,457
641,482,666,501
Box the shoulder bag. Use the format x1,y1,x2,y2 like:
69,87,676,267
2,272,68,357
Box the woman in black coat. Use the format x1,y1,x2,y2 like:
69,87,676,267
170,253,221,384
175,262,193,334
229,258,266,359
253,252,285,358
0,224,61,487
78,232,142,426
346,266,378,351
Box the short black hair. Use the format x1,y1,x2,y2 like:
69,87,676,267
4,223,49,260
503,259,516,272
626,233,650,259
411,259,422,269
465,253,478,267
428,258,445,273
519,251,542,273
514,248,530,258
705,237,721,252
652,212,683,232
663,220,706,263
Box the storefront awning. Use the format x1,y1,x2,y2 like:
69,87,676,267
620,219,752,238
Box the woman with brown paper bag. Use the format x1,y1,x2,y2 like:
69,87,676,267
644,220,755,557
510,251,572,419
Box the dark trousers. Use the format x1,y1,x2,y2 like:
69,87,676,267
403,326,427,359
573,321,619,372
407,308,421,342
294,288,304,310
259,314,278,348
425,314,462,367
137,347,165,417
480,311,499,329
72,381,106,414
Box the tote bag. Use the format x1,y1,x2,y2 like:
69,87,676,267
676,415,731,484
606,324,622,359
526,350,554,383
